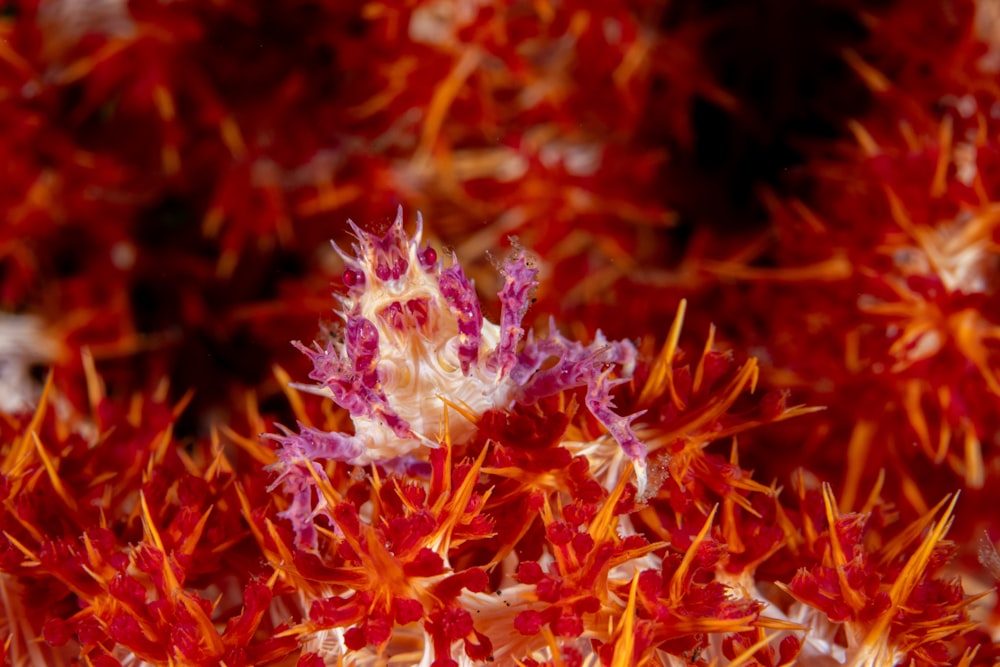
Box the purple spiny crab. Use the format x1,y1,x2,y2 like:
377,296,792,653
270,209,646,547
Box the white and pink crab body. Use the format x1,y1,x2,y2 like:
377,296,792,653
271,209,646,547
286,210,528,462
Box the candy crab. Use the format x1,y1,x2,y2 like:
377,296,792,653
270,209,646,545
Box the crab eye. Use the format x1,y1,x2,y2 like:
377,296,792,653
343,268,364,288
418,246,437,270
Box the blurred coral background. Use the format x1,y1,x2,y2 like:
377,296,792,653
3,0,1000,665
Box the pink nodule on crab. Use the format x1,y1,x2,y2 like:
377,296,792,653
270,208,646,547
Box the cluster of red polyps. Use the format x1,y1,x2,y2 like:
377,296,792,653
3,0,1000,665
0,215,983,665
252,216,981,665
